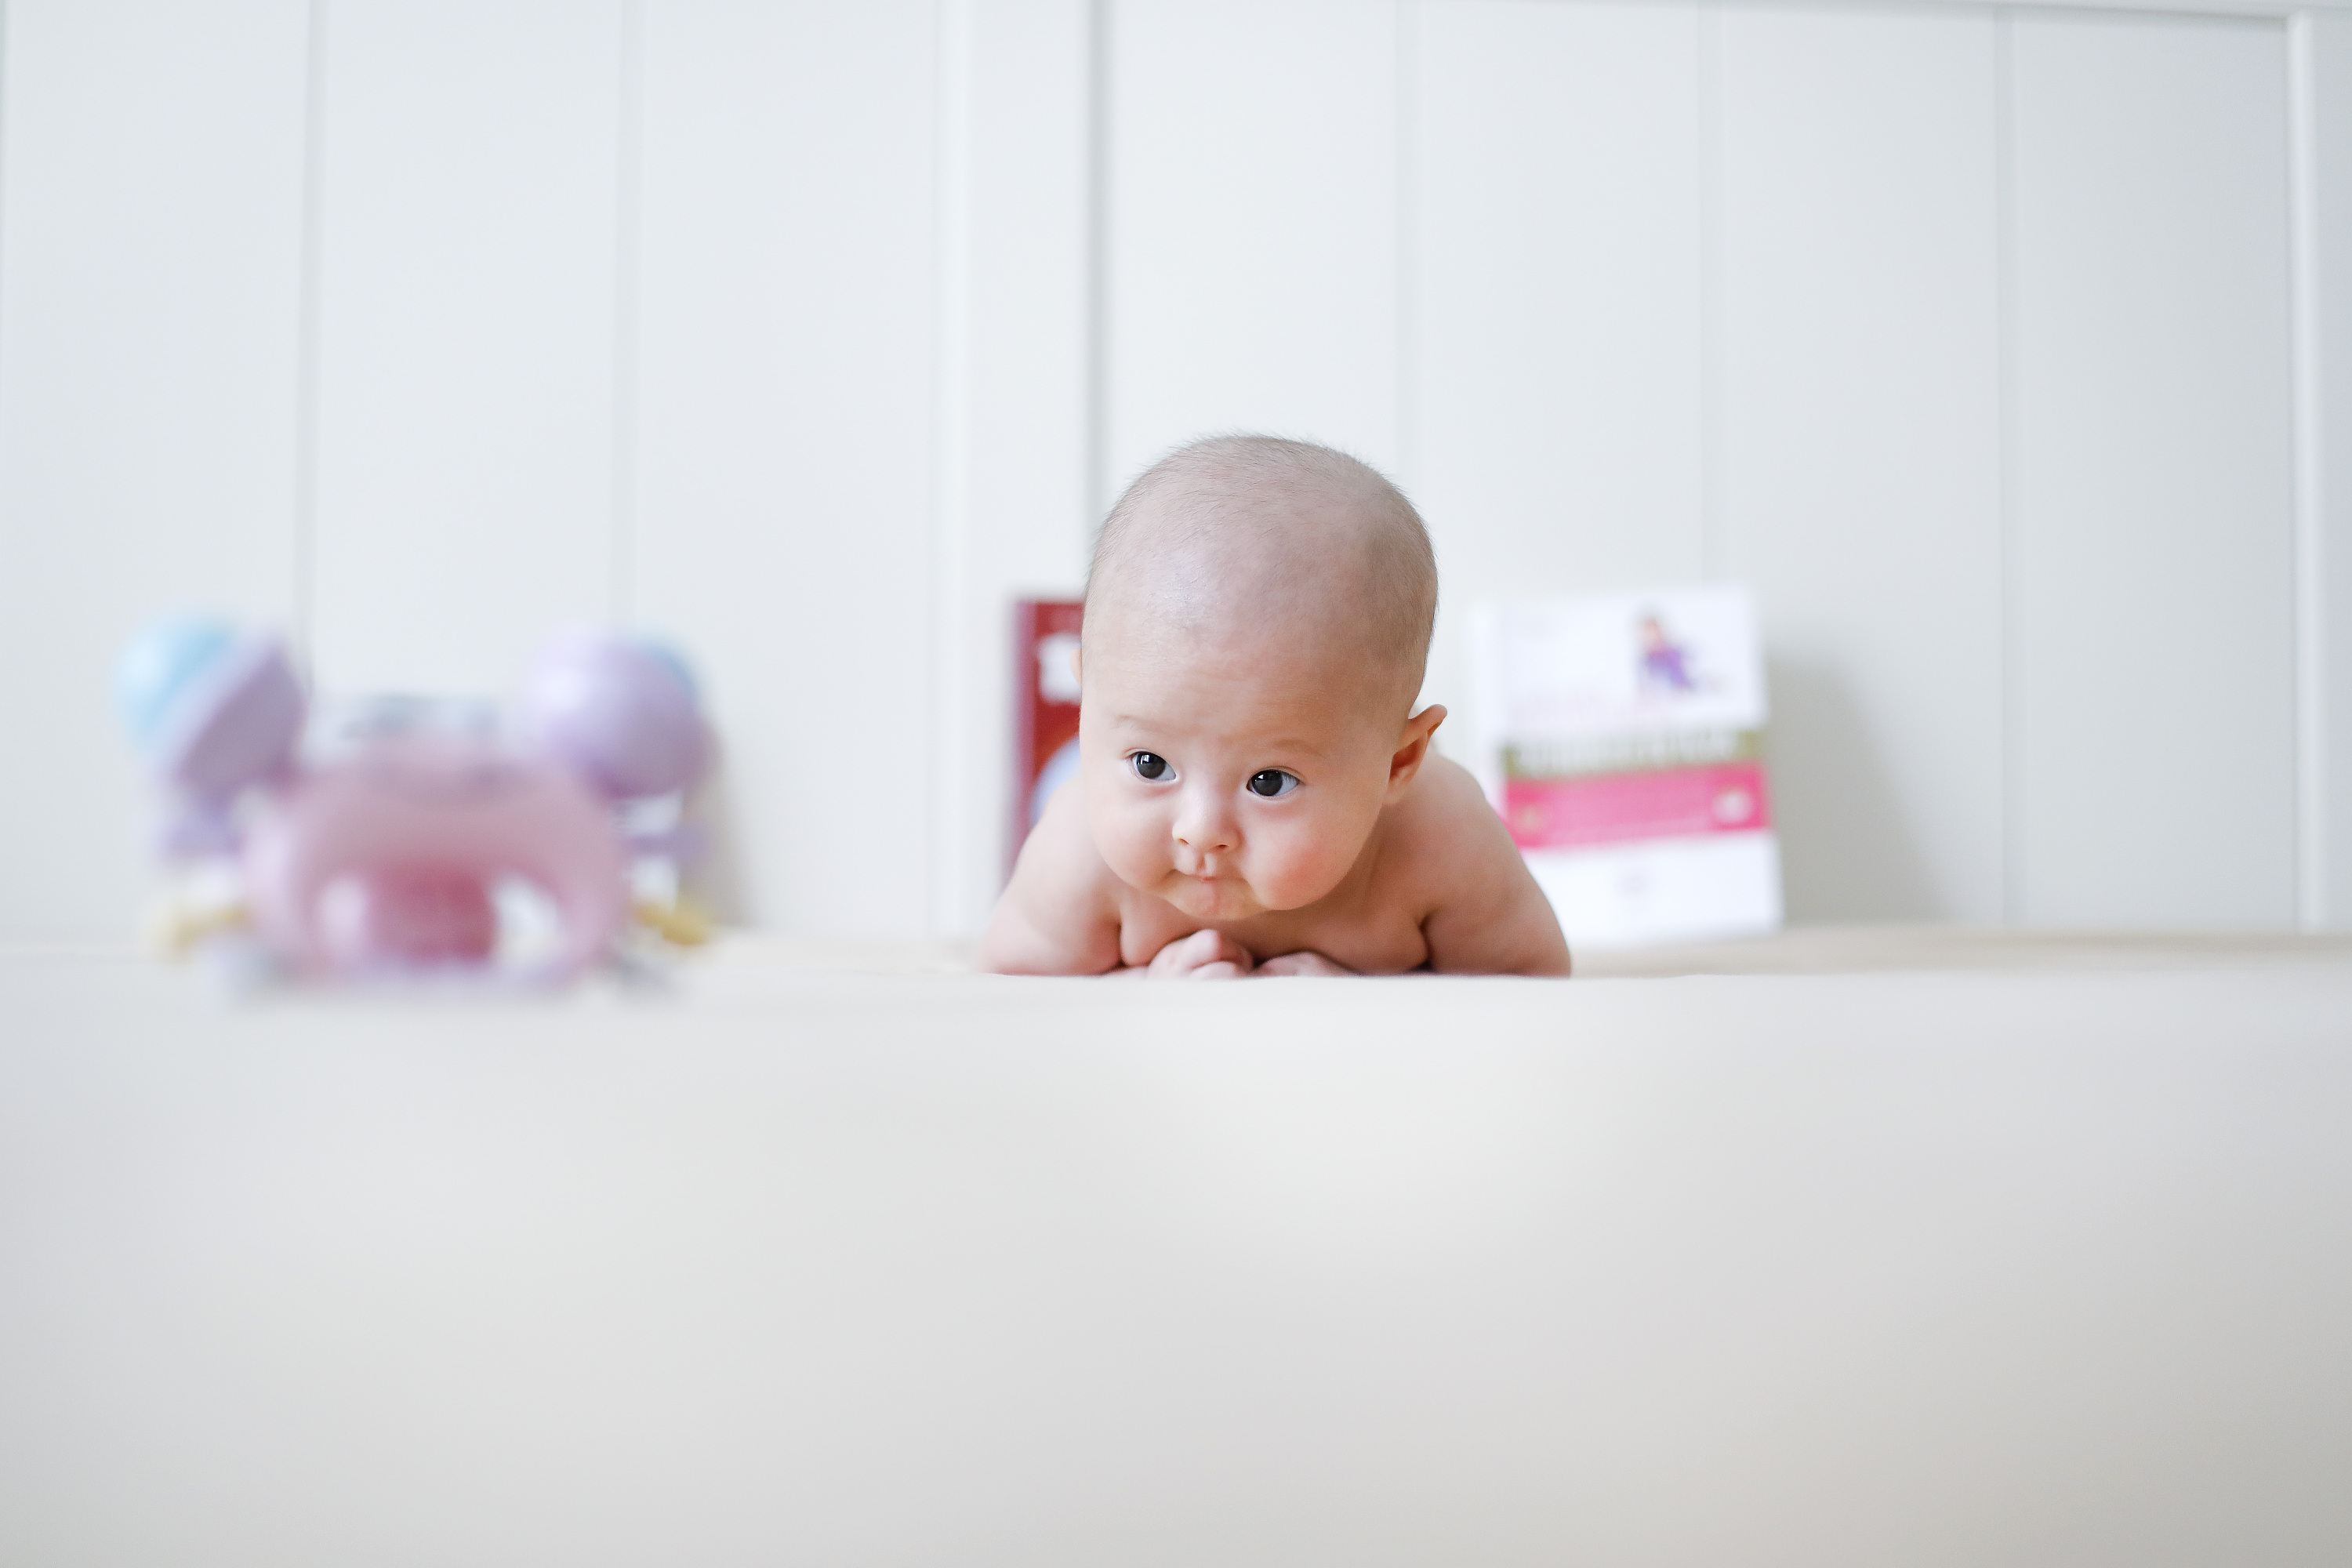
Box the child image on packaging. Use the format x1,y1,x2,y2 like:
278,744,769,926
1637,612,1697,694
981,436,1570,978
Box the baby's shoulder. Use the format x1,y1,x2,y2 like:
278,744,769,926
1382,753,1571,975
1389,752,1504,839
1381,755,1527,897
1023,781,1136,914
979,781,1126,973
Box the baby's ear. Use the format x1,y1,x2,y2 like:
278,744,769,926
1388,703,1447,797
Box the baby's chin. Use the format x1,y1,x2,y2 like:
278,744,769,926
1138,866,1340,922
1142,870,1272,922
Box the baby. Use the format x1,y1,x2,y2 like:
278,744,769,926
982,435,1570,978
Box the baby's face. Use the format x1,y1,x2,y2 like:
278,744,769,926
1079,619,1406,922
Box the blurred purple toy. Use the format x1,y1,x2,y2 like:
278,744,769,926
521,630,710,800
117,620,712,982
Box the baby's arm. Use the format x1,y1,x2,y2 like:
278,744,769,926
982,786,1266,977
1411,764,1572,976
979,782,1125,975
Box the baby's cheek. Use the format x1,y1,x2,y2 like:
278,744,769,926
1089,797,1169,885
1247,814,1361,907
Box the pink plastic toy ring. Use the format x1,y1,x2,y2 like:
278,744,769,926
241,737,630,980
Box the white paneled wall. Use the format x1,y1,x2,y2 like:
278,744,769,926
935,0,1093,931
2,0,2349,941
1410,1,1708,746
1715,8,2006,923
2011,14,2299,925
0,0,310,938
309,0,626,695
629,1,938,935
2310,12,2352,924
1105,0,1400,485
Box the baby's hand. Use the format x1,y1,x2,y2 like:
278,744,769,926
1254,950,1357,978
1145,929,1255,980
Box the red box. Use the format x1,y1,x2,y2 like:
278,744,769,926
1011,600,1084,873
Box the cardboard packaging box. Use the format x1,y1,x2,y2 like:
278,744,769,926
1011,600,1083,873
1471,586,1782,948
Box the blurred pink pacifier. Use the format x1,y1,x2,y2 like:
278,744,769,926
116,621,712,983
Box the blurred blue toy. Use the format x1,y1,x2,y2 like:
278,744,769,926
115,619,306,855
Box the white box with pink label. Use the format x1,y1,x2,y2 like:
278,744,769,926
1469,586,1783,949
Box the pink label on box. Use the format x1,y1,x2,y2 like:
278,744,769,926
1504,762,1773,850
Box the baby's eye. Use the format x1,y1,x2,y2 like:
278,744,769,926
1247,770,1298,798
1131,752,1170,781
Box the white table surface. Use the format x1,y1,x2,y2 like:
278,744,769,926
3,931,2348,1566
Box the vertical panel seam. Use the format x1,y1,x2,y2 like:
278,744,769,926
2288,10,2327,929
1087,0,1112,527
1699,1,1726,581
0,0,9,435
933,0,974,935
1396,0,1418,498
612,0,642,626
1995,8,2024,926
293,0,329,670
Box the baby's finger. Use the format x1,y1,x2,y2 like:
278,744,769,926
1145,931,1204,975
1187,960,1247,981
1154,930,1220,975
1257,949,1355,978
1149,929,1251,978
1196,930,1255,974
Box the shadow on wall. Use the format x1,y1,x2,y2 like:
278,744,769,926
1766,656,1944,924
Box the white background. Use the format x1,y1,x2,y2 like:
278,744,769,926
3,0,2350,940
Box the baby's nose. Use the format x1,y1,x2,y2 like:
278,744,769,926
1173,800,1236,855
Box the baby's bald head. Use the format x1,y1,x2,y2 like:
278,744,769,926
1084,435,1438,715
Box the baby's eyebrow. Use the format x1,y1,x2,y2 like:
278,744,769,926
1102,714,1333,758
